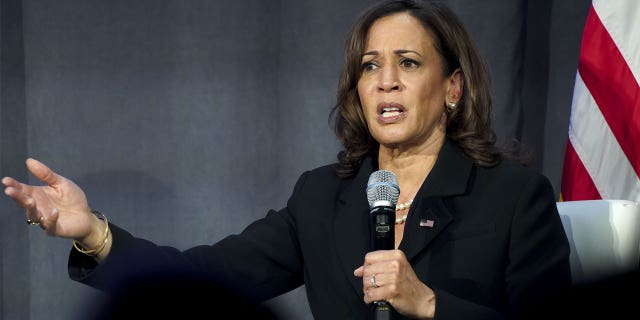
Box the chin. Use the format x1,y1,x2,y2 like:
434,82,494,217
375,137,407,148
372,131,409,145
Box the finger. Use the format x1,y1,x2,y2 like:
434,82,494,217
363,250,394,265
40,207,58,222
2,176,18,187
2,177,29,193
26,158,62,186
41,208,59,236
50,207,59,222
364,272,384,290
5,187,42,222
25,203,42,223
4,184,44,227
4,186,36,209
364,286,384,304
361,262,390,279
364,250,383,260
38,216,47,231
366,249,406,261
353,266,364,277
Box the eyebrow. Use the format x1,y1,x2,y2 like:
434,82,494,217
362,49,422,58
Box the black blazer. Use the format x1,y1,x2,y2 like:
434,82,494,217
70,139,571,319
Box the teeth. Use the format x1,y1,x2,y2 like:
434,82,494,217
381,107,402,117
382,111,402,117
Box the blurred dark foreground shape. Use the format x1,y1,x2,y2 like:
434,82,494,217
86,270,280,320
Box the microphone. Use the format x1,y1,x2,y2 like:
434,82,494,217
366,170,399,320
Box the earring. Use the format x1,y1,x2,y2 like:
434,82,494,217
447,101,457,111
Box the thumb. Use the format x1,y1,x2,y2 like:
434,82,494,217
26,158,63,186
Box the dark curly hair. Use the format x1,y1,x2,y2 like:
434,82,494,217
329,0,500,177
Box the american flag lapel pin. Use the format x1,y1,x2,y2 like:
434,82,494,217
419,219,435,228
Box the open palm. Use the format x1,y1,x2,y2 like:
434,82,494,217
3,158,95,239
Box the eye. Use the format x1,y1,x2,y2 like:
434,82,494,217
361,61,379,72
400,58,420,69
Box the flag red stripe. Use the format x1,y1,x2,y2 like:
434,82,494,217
561,139,601,201
578,6,640,177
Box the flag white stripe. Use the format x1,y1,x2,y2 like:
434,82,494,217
593,0,640,86
569,73,640,202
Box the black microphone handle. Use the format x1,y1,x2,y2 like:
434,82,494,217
374,301,393,320
370,206,395,251
369,205,395,320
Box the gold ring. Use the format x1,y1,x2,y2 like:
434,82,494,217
26,218,40,225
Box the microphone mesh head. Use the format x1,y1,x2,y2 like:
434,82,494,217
366,170,400,208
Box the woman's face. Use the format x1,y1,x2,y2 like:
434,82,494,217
357,12,461,150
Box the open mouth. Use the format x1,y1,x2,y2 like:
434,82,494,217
381,106,403,118
377,102,407,122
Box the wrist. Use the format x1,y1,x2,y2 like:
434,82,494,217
417,285,436,319
73,211,110,257
77,210,104,244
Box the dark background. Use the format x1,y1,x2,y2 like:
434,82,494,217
1,0,591,319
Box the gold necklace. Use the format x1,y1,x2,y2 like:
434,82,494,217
395,198,413,224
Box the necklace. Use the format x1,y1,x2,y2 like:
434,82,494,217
395,198,413,224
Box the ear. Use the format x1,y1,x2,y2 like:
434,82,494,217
446,68,463,104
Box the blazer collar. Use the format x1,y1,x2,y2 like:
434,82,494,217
333,138,474,295
415,137,472,198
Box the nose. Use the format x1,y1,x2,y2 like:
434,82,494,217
377,65,400,92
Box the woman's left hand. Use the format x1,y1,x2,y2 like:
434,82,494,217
354,250,436,319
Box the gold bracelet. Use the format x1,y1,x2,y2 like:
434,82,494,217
73,210,110,256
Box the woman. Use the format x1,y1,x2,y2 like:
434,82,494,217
2,0,570,319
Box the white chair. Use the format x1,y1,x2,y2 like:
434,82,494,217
556,199,640,285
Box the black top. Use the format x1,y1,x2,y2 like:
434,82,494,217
69,139,571,319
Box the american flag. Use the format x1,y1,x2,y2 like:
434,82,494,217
419,219,434,228
561,0,640,202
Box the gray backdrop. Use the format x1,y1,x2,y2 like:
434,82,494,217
1,0,591,319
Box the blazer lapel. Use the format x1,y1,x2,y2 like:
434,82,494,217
399,197,453,261
332,140,473,292
399,139,473,262
333,158,374,295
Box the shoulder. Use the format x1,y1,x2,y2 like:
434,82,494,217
282,163,343,216
471,157,556,204
306,163,341,179
288,163,342,200
287,160,367,208
294,163,341,188
477,157,550,185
